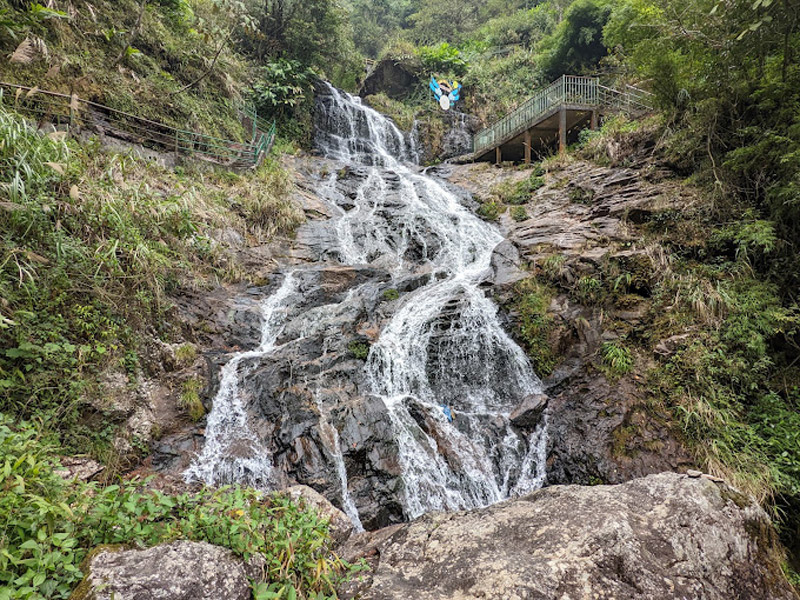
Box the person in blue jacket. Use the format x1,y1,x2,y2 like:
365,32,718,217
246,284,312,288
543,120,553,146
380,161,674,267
441,404,454,422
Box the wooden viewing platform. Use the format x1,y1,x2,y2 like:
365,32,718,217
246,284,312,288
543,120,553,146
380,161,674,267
469,75,652,163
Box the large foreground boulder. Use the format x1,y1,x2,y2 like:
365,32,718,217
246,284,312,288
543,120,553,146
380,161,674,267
340,473,798,600
72,541,252,600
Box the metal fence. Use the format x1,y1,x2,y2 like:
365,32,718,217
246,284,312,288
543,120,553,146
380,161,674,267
0,82,276,169
472,75,652,155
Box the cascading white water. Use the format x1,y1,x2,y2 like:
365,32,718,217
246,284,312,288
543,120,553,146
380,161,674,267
315,83,548,519
184,273,298,487
186,82,547,526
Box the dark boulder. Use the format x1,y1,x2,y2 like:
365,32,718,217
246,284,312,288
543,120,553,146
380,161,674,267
509,393,549,429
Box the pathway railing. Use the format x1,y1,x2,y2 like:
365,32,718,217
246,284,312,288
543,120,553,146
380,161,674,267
0,82,276,169
472,75,652,155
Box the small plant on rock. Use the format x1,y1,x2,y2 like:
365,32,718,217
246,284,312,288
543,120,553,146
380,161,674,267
511,206,528,222
477,199,503,221
575,276,603,304
347,340,370,360
600,340,633,377
179,377,205,421
514,279,558,375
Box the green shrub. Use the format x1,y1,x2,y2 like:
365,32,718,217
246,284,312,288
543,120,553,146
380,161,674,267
599,340,633,377
568,186,594,204
514,279,558,375
511,206,528,222
251,59,316,142
179,378,205,422
477,199,503,221
0,416,358,600
492,173,545,206
0,106,70,203
539,254,567,282
382,288,400,301
347,340,370,360
417,42,468,77
650,271,800,507
538,0,611,80
575,275,603,303
174,343,198,364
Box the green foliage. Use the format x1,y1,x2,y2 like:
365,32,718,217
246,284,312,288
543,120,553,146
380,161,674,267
0,107,301,452
476,198,503,221
347,340,370,360
0,416,356,600
0,0,251,141
568,185,594,204
650,264,800,501
491,172,545,205
382,288,400,301
0,104,70,202
511,206,529,221
174,343,198,364
0,2,67,41
406,0,481,44
575,275,603,303
470,3,557,50
514,279,558,375
350,0,416,57
603,0,800,291
417,43,467,77
538,0,611,80
251,59,315,140
599,340,633,377
179,378,205,421
236,0,360,90
709,217,777,266
539,254,567,281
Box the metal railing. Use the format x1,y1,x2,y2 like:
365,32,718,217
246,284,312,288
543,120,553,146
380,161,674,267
472,75,652,155
0,82,276,169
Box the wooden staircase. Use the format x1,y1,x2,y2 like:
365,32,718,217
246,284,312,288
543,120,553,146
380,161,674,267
469,75,652,163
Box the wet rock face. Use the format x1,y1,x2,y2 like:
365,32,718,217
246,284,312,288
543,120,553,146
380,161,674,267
416,112,482,163
544,366,692,485
509,393,548,429
339,473,799,600
77,541,252,600
446,159,697,486
359,60,421,100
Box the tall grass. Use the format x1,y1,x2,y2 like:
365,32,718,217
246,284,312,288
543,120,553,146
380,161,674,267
0,106,303,458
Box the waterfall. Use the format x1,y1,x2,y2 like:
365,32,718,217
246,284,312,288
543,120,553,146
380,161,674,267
186,82,547,526
184,273,298,487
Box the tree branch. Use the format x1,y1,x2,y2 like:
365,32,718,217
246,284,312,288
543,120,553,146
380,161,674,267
169,30,233,96
115,0,148,66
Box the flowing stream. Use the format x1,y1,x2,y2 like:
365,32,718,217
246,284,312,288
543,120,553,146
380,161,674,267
186,83,547,526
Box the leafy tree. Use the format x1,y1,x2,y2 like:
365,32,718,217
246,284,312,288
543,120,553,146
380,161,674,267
406,0,482,44
537,0,611,80
417,42,467,76
604,0,800,284
238,0,359,84
350,0,416,57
